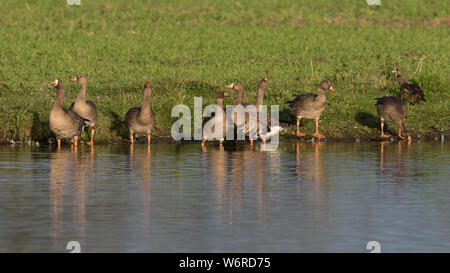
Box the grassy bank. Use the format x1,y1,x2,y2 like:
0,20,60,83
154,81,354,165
0,0,449,144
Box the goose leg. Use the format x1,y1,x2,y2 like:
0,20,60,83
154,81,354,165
313,119,325,139
380,119,389,138
57,139,61,150
130,131,134,144
147,134,151,146
87,128,94,145
73,136,78,147
296,117,306,137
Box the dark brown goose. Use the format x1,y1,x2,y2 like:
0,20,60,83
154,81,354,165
375,96,411,142
394,74,426,103
286,80,335,139
125,81,155,145
49,79,85,149
69,75,98,145
202,90,230,146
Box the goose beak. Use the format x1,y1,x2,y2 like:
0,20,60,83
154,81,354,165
224,92,230,97
70,77,77,82
328,86,335,92
225,83,234,89
264,77,270,82
51,80,57,86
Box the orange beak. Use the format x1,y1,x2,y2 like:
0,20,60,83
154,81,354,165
70,77,77,82
329,86,335,92
225,84,233,89
264,77,270,82
51,81,57,86
224,92,230,97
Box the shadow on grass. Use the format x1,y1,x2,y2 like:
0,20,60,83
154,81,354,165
30,111,51,142
280,107,295,124
355,111,379,129
109,110,128,140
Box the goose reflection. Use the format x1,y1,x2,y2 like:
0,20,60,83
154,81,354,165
295,142,326,201
378,141,409,184
129,144,152,222
50,145,92,246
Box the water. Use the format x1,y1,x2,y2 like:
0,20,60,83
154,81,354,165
0,141,449,253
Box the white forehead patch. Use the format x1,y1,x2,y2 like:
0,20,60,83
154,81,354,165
55,79,59,85
231,83,235,88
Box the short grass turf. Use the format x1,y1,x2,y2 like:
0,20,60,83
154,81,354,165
0,0,449,143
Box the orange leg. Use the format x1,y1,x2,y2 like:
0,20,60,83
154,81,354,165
296,117,306,137
250,139,253,146
72,138,78,147
262,139,266,144
87,128,94,145
130,134,134,144
57,139,61,150
313,119,325,139
147,134,151,146
380,120,389,138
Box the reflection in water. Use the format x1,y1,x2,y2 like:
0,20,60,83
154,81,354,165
129,144,152,223
1,142,450,252
295,142,326,201
50,145,93,248
378,141,410,184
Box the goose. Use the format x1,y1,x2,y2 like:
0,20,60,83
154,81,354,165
394,74,426,103
375,96,411,142
69,75,98,145
202,90,230,146
286,80,335,139
125,81,155,145
49,79,85,149
225,82,248,141
225,79,270,144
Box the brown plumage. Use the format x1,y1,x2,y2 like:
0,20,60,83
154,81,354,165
125,81,155,145
202,90,230,146
49,79,85,149
375,96,411,142
69,75,98,145
394,74,426,103
286,80,335,139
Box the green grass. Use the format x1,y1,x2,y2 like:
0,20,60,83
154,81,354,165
0,0,449,143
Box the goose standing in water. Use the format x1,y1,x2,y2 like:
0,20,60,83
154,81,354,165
125,81,155,146
375,96,411,142
49,79,85,149
225,82,247,141
394,74,426,103
286,80,335,139
202,90,230,147
69,75,98,145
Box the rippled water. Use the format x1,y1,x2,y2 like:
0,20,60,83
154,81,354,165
0,141,449,252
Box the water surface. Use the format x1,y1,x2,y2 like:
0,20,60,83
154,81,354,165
0,141,449,252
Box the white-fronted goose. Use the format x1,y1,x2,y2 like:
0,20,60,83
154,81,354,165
255,77,270,112
49,79,85,149
202,90,230,146
286,80,335,139
69,75,98,145
225,82,251,142
394,74,426,103
125,81,155,145
375,96,411,142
